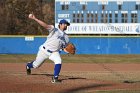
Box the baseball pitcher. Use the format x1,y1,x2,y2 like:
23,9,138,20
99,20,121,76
26,14,76,83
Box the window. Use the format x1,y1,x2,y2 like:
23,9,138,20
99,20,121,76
109,13,112,18
73,12,76,23
118,5,122,10
95,14,98,23
81,14,84,18
101,14,104,23
105,14,108,23
61,5,69,10
101,13,108,23
115,13,118,23
91,14,94,18
87,13,90,18
109,19,112,23
115,13,118,17
86,12,90,23
135,5,138,10
81,13,84,23
91,19,94,23
121,14,124,17
77,13,80,17
73,12,83,23
102,5,105,10
101,14,104,17
131,13,138,23
65,5,69,10
82,5,86,10
81,19,84,23
73,14,75,18
62,5,65,10
121,13,128,23
77,19,80,23
87,19,90,23
122,19,124,23
73,19,75,23
73,13,76,23
136,4,140,10
91,14,94,23
109,13,112,23
115,19,118,23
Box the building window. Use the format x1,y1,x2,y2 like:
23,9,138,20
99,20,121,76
87,13,90,18
61,5,69,10
109,19,112,23
109,13,112,23
73,14,75,18
95,14,98,23
118,5,122,10
131,13,138,23
101,13,108,23
77,13,80,17
101,14,104,23
77,19,80,23
135,5,138,10
86,12,90,23
65,5,69,10
91,14,94,23
73,12,76,23
62,5,65,10
102,5,105,10
73,19,76,23
115,13,118,17
82,5,86,10
109,13,112,18
115,13,118,23
81,19,84,23
81,14,84,18
105,14,108,23
121,13,128,23
73,13,76,23
91,14,94,18
81,13,84,23
91,19,94,23
115,19,118,23
87,19,90,23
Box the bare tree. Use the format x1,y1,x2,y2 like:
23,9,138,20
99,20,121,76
0,0,55,35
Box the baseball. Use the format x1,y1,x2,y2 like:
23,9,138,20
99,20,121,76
28,14,33,18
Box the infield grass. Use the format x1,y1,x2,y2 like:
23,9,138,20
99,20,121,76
0,54,140,63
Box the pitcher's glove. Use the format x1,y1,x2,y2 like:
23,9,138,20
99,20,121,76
64,43,76,55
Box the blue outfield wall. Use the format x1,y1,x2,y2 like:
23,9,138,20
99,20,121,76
0,36,140,54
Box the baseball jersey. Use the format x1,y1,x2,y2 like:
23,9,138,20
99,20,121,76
41,25,69,52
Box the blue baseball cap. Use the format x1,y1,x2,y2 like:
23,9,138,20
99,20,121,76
59,19,70,26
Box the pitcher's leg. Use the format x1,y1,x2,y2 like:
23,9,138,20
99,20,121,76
33,50,49,68
49,52,62,83
26,50,49,75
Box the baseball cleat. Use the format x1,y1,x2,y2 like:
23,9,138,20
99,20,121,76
26,64,31,75
51,77,61,83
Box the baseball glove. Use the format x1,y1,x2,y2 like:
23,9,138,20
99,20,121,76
64,43,76,54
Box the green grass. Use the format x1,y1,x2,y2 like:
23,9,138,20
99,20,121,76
62,54,140,63
0,54,140,63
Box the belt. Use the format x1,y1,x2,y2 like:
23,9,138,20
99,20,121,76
43,46,53,53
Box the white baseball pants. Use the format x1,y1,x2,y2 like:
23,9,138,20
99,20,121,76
32,46,61,68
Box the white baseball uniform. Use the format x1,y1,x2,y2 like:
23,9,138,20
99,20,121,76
32,25,69,68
